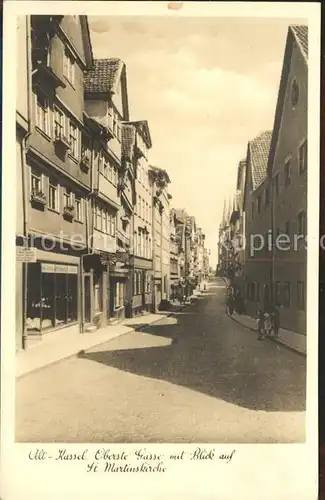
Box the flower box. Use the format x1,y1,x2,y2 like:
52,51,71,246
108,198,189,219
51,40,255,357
31,189,46,206
55,131,70,150
63,205,75,219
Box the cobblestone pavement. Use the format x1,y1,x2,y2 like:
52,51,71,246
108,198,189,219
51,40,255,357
16,279,306,443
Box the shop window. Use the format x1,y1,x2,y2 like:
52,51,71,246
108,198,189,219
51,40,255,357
26,263,78,332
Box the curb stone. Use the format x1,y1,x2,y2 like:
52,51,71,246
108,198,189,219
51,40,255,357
17,305,188,379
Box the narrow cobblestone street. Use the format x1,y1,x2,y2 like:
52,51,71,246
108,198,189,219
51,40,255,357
16,279,305,443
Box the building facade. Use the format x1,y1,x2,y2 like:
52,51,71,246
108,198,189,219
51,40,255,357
128,121,153,316
21,15,93,344
84,57,134,325
16,16,31,350
150,166,171,311
242,131,272,316
268,25,308,334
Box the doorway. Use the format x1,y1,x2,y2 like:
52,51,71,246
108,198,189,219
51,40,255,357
83,273,92,324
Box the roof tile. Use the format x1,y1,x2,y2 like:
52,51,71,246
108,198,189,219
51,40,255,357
121,124,136,160
249,130,272,189
291,25,308,59
84,58,124,93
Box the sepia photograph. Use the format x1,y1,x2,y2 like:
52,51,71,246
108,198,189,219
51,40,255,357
13,13,310,445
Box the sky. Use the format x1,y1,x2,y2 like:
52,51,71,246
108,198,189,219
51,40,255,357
88,15,305,267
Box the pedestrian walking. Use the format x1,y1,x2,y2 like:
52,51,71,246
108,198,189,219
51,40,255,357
257,309,265,340
264,312,272,337
272,307,280,338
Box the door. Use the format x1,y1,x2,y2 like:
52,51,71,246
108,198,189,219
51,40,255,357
83,273,91,324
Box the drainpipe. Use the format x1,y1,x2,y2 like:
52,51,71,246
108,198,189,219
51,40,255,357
21,15,33,350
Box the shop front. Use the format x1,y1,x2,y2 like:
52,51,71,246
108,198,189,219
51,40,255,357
129,256,153,317
108,251,130,322
26,255,80,336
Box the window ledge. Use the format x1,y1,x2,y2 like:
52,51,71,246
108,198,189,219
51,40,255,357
75,219,84,225
63,75,76,90
48,207,60,215
35,127,52,142
68,154,79,164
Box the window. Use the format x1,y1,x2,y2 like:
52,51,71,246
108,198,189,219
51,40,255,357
284,159,291,187
75,195,83,222
299,140,307,174
138,195,141,216
265,186,270,206
63,51,75,85
251,202,255,221
102,156,108,178
35,92,50,135
48,178,59,211
297,281,305,311
31,167,42,193
291,78,299,108
283,281,291,307
63,187,73,208
298,211,306,236
95,206,102,231
275,281,281,306
54,108,66,140
274,173,280,196
257,196,261,214
69,122,79,159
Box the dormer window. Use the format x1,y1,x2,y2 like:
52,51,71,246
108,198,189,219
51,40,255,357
63,50,75,85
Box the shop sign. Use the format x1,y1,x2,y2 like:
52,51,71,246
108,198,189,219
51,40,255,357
41,263,78,274
16,246,37,263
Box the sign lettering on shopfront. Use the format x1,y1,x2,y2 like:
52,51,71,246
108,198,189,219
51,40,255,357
16,247,37,263
41,263,78,274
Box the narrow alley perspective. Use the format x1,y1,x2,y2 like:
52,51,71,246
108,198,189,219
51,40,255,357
16,279,305,444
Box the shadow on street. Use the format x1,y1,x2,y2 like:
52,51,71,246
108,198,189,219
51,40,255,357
79,283,306,413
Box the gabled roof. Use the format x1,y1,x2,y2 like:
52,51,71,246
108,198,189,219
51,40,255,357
249,130,272,190
267,24,308,175
84,58,125,94
128,120,152,148
121,124,136,161
149,165,171,183
291,25,308,59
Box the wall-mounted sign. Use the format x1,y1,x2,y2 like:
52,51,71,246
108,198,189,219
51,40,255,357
16,247,37,263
